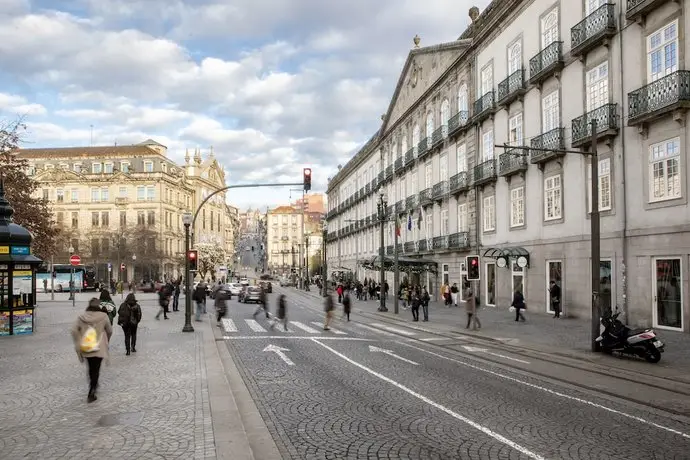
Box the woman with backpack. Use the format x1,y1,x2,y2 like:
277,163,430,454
99,289,117,325
71,298,113,403
118,293,142,356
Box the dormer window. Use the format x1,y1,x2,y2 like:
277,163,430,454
73,163,82,173
120,161,130,173
45,164,55,170
144,161,153,172
104,162,114,174
92,163,102,174
161,163,167,173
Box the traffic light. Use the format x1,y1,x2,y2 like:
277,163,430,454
251,246,255,251
303,168,312,191
187,249,198,271
466,255,480,281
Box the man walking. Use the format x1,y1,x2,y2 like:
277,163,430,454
549,280,561,318
464,286,481,330
117,293,142,355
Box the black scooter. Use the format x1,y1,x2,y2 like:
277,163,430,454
596,307,665,363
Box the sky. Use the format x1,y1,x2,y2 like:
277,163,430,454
0,0,489,210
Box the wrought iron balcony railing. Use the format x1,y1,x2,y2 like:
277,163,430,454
419,188,432,204
365,183,371,195
473,91,496,123
418,239,428,252
377,171,384,183
431,127,444,148
498,149,528,177
497,69,526,106
530,127,565,164
394,157,404,173
417,137,430,157
448,232,469,249
628,71,690,125
449,171,469,194
385,245,394,256
395,200,404,213
432,180,449,200
404,147,415,165
448,111,470,137
571,103,619,148
571,4,617,57
385,165,393,179
472,159,497,186
433,235,449,250
404,241,416,253
529,41,564,85
406,194,418,210
626,0,665,21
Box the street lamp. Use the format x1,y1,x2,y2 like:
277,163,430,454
182,211,194,333
376,192,388,312
68,245,75,305
321,221,328,297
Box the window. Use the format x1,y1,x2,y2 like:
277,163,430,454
44,164,55,170
401,134,408,155
542,91,560,132
586,0,606,15
647,21,678,83
100,187,109,202
425,162,433,188
104,162,114,174
42,189,49,200
399,176,406,199
508,41,522,74
73,164,81,173
101,211,109,227
56,189,64,202
147,211,155,226
120,211,127,227
91,188,99,202
456,144,467,173
425,213,433,238
440,153,448,181
146,186,155,201
457,202,468,232
440,208,449,236
544,175,562,220
91,212,99,227
587,158,612,211
144,161,154,172
92,163,102,174
137,211,145,225
71,212,79,227
441,99,450,137
119,187,127,198
649,138,681,202
483,195,495,232
458,84,468,112
482,130,494,161
426,112,434,138
408,168,417,194
480,65,493,95
137,186,145,201
71,189,79,202
510,187,525,227
120,161,130,173
509,113,523,145
541,9,559,48
57,212,64,224
161,163,167,173
586,62,608,112
412,124,420,153
512,260,525,296
91,239,100,256
211,211,215,230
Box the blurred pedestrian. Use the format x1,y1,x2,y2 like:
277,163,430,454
342,290,351,321
99,289,117,325
118,293,142,355
464,287,481,330
512,290,526,322
421,287,430,322
172,279,181,312
253,286,269,319
71,298,113,403
215,288,228,324
194,281,206,321
324,293,335,330
410,292,420,321
270,294,288,331
156,282,172,320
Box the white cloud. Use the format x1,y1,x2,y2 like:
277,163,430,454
0,93,47,115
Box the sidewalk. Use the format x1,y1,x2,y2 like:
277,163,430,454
0,292,268,460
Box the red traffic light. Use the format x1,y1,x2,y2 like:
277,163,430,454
471,259,478,265
304,168,311,176
187,250,197,260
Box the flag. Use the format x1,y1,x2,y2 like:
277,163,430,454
395,215,401,237
407,212,412,231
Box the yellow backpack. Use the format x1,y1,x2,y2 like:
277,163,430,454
80,325,100,353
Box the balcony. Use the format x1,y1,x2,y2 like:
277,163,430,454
628,71,690,126
473,91,496,124
449,171,470,194
497,69,526,107
529,41,564,86
385,165,393,180
419,188,432,206
431,127,444,149
404,241,416,253
354,190,360,201
571,103,619,148
365,216,371,226
404,148,415,165
418,239,428,252
386,205,394,216
448,111,470,137
394,157,404,173
396,243,404,254
378,171,384,183
395,200,405,213
626,0,669,22
530,127,565,165
417,137,430,158
433,235,449,250
406,194,418,210
448,232,470,249
571,4,617,58
472,159,497,186
498,149,528,177
365,183,371,195
385,245,394,256
432,180,448,201
372,176,379,189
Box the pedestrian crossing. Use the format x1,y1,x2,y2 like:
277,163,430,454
221,318,347,335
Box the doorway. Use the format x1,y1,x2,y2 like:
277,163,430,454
485,262,496,306
442,264,449,285
653,257,683,330
511,261,525,295
546,260,562,314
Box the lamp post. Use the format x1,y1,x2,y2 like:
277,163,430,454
182,211,194,333
376,192,388,312
322,223,328,297
131,254,137,290
68,246,75,305
304,231,312,291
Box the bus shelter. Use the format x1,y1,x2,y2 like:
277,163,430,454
0,180,42,336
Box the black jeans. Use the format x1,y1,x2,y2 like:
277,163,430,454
515,307,525,321
173,294,180,311
86,357,103,392
122,324,138,352
552,300,561,318
422,304,429,321
411,306,419,321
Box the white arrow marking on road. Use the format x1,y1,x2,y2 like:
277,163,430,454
369,345,418,365
263,344,295,366
461,345,530,364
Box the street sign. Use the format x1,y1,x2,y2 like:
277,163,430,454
120,263,126,271
70,255,81,266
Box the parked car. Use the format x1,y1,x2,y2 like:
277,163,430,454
240,286,262,303
239,278,249,286
259,280,272,293
227,283,243,296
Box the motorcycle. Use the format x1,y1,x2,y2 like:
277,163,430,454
596,307,665,363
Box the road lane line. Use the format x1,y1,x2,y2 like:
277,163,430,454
311,321,347,335
221,318,237,333
399,342,690,440
222,336,374,341
311,338,545,460
371,323,417,336
290,321,321,334
245,319,267,332
353,323,398,337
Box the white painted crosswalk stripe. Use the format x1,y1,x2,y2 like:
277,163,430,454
371,323,417,336
354,323,397,337
221,318,237,333
245,319,267,332
311,321,346,335
290,321,321,334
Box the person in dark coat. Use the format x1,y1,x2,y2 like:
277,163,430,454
270,294,288,331
118,293,142,355
215,289,228,323
410,292,420,321
421,287,430,322
512,290,526,322
156,282,172,320
342,290,351,321
172,280,181,312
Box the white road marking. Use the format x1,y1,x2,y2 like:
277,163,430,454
311,321,346,335
420,337,454,341
369,345,418,365
263,344,294,366
461,345,531,364
221,318,237,333
399,342,690,440
290,321,321,334
354,323,397,337
245,319,267,332
312,339,545,460
222,336,373,341
371,323,417,336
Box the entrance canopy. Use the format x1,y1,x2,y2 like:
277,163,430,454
482,247,530,267
359,255,437,274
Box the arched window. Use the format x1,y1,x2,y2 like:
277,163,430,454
508,42,522,74
426,112,434,138
440,99,450,137
458,84,468,112
412,124,420,153
541,10,558,48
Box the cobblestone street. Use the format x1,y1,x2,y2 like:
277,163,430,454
0,293,216,460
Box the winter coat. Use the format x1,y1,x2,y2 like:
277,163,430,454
71,309,113,362
118,293,142,326
100,301,117,325
464,290,476,314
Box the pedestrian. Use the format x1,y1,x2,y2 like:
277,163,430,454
71,298,113,403
172,280,181,312
194,281,206,321
43,278,48,293
512,290,526,322
215,288,228,324
117,293,142,355
464,287,481,330
270,294,288,331
336,284,343,303
253,286,269,319
549,280,561,318
342,290,351,321
99,289,117,325
410,292,420,321
450,283,459,307
421,287,430,321
156,282,172,320
323,292,335,330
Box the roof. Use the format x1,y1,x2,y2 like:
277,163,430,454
137,139,167,148
268,206,298,214
327,130,380,193
15,144,162,159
